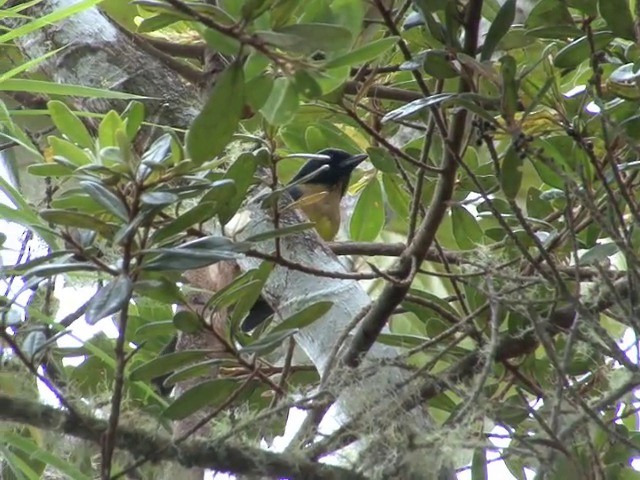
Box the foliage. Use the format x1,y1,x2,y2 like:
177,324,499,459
2,0,640,479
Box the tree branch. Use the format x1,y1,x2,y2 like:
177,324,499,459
0,394,365,480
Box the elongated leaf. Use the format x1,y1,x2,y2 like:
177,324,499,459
23,262,97,279
451,205,483,250
3,432,91,480
39,209,113,234
140,191,179,206
381,94,452,123
143,246,243,270
48,100,94,149
260,77,299,125
49,136,93,166
134,320,175,340
186,62,244,164
325,37,398,68
163,378,249,419
0,47,66,83
0,0,103,44
579,243,618,265
151,202,218,244
0,79,147,99
173,310,202,333
553,32,614,69
350,177,384,241
79,181,129,221
27,163,74,177
599,0,634,40
481,0,516,61
501,146,523,199
85,275,133,325
240,328,298,355
162,358,232,387
218,152,258,224
129,350,211,381
270,301,333,334
259,23,352,53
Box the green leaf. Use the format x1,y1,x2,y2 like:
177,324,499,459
151,202,218,244
471,448,488,480
48,136,92,166
481,0,516,61
0,0,104,44
39,209,113,234
129,350,210,381
262,23,352,53
500,55,519,122
500,146,523,200
134,320,175,340
260,77,299,125
27,163,74,177
122,101,145,140
218,152,258,224
143,236,248,270
382,173,411,220
48,100,94,149
423,50,459,79
0,445,43,480
579,243,618,265
140,191,179,207
173,310,202,333
229,263,274,327
0,47,67,83
270,301,333,334
23,262,97,279
0,79,147,99
293,70,323,99
554,32,614,69
3,432,92,480
162,358,232,387
350,177,384,241
163,378,249,419
201,27,242,55
85,275,133,325
240,328,298,355
325,37,398,68
367,147,398,174
452,205,483,250
525,0,574,28
377,333,428,348
599,0,634,40
381,93,452,123
245,73,274,111
143,248,239,270
186,62,244,165
98,110,125,148
79,181,129,221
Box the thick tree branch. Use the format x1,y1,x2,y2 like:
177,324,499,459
0,394,365,480
341,0,485,368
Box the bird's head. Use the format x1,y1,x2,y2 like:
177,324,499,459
289,148,368,198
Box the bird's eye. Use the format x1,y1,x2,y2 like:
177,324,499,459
311,51,326,61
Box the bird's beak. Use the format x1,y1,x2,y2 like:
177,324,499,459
344,153,368,169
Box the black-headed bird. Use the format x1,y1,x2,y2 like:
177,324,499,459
241,148,367,331
286,148,368,241
152,149,367,395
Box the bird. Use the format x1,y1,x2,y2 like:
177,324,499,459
151,149,367,395
240,148,367,331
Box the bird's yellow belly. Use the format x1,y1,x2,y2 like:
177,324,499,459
298,187,342,241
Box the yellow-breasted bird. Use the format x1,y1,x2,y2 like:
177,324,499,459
152,149,367,395
240,148,367,331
